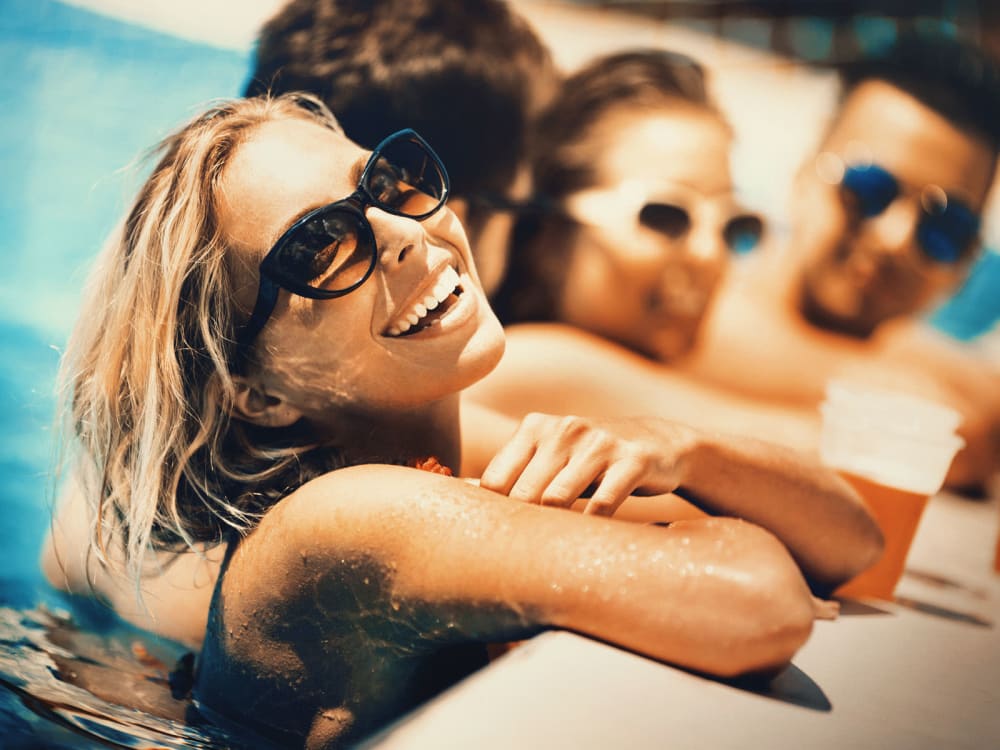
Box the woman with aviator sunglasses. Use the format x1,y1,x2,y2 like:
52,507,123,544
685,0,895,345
47,93,880,747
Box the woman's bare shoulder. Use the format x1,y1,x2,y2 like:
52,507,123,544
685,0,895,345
291,463,487,510
251,464,505,554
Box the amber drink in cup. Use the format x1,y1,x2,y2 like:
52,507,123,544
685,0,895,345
820,380,965,600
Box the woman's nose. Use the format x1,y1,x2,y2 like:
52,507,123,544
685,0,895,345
369,207,426,268
684,218,728,272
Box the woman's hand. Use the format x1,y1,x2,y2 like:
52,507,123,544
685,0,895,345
479,412,697,515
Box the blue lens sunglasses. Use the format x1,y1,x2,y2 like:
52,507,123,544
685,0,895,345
839,163,980,264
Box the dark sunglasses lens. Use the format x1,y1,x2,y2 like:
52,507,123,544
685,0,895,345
273,209,374,292
917,203,979,264
724,214,764,254
842,164,898,218
638,203,689,238
366,136,446,217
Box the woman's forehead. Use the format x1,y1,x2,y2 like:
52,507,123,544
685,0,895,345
217,118,367,252
235,118,367,193
594,109,733,193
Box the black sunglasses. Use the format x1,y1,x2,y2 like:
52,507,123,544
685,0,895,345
839,163,980,264
237,128,450,348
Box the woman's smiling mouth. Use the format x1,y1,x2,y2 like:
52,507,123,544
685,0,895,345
384,265,465,337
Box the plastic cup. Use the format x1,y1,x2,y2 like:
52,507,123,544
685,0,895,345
820,380,965,599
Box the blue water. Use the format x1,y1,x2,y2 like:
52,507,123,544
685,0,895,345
929,250,1000,341
0,0,249,744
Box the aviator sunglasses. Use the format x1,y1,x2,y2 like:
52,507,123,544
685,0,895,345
835,162,980,264
237,128,450,348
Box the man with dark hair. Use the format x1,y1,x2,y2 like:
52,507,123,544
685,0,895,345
683,30,1000,488
245,0,557,296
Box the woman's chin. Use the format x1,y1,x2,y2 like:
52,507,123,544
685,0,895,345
459,311,507,386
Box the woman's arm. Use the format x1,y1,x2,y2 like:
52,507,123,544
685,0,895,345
200,465,818,745
221,465,816,675
477,412,882,593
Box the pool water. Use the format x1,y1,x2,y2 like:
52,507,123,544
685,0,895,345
0,0,253,744
0,603,233,748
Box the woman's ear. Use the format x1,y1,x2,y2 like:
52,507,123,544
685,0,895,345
232,377,303,427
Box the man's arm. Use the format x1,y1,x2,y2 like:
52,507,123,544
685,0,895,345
681,272,879,404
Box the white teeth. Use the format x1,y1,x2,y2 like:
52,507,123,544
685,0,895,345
433,267,460,301
386,265,462,337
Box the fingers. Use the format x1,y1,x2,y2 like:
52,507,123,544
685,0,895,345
536,447,610,507
481,412,678,514
583,457,646,517
482,413,609,506
480,417,540,496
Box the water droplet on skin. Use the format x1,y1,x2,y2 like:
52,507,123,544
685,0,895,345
391,600,401,611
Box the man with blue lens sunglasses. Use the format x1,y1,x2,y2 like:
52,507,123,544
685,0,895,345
798,109,990,339
684,30,1000,491
786,29,999,340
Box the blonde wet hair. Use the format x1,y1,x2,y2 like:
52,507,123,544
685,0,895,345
61,93,346,583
